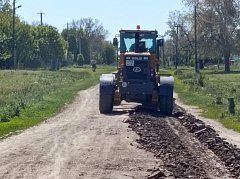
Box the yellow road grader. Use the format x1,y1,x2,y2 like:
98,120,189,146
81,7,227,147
99,26,174,115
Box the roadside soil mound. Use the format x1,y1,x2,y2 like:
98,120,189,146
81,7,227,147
126,105,239,178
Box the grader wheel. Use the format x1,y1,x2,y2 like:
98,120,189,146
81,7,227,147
99,94,113,114
159,95,173,115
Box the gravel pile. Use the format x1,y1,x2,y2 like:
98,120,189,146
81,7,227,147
174,106,240,178
126,105,240,178
127,110,208,179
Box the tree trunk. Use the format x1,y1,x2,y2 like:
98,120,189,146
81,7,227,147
74,53,77,65
224,51,230,73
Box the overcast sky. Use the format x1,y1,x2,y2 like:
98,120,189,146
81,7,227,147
17,0,184,39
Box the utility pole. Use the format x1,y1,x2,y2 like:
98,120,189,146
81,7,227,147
12,0,16,69
194,5,199,73
162,41,165,67
67,23,69,43
174,24,181,69
172,43,175,67
12,0,21,69
75,31,82,64
38,11,44,26
161,37,165,67
78,34,82,55
66,23,69,62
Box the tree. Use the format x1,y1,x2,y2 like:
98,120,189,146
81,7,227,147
33,25,67,69
62,18,108,65
0,1,68,70
0,0,11,13
16,23,34,68
101,42,115,64
183,0,240,72
164,39,176,66
0,2,13,68
166,11,194,67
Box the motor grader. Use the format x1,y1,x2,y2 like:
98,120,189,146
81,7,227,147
99,26,174,115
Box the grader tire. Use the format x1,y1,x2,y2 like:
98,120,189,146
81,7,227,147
159,95,173,115
99,94,113,114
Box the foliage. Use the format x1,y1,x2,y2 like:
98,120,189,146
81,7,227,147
61,18,116,65
0,1,67,69
0,5,12,67
101,41,116,64
0,1,115,69
32,25,67,70
0,66,115,137
0,70,84,121
173,68,240,133
167,0,240,72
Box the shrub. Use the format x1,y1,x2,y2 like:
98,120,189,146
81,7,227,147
77,54,84,66
174,69,183,76
215,97,223,105
197,73,205,87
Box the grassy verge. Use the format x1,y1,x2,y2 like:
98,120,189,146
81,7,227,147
172,68,240,133
0,66,115,138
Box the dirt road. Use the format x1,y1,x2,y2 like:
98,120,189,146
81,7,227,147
1,85,240,179
0,86,158,179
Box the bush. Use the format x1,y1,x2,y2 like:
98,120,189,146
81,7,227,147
215,97,223,105
174,69,183,76
77,54,84,66
197,73,205,87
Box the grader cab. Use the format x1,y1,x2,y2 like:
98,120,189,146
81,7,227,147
99,27,174,115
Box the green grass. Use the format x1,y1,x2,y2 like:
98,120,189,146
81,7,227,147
0,65,115,138
173,68,240,133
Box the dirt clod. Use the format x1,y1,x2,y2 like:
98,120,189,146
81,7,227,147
148,169,166,179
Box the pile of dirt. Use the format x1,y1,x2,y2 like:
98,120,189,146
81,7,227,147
174,106,240,178
126,105,240,178
126,110,209,179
